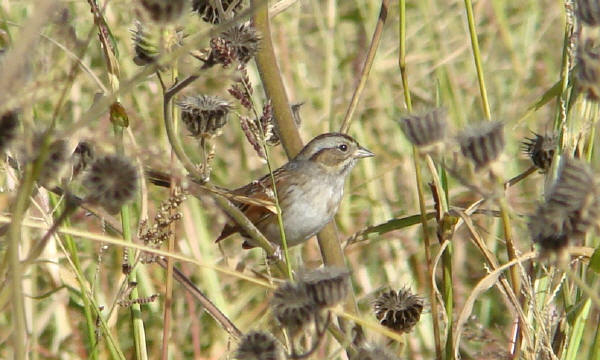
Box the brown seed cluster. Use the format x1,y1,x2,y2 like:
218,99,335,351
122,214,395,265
298,266,350,308
205,24,261,68
458,121,505,170
399,107,447,148
373,287,424,334
83,155,139,214
235,331,282,360
529,157,600,251
178,95,231,138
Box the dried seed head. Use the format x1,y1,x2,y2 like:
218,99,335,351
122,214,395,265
521,132,556,172
458,121,505,170
298,267,350,309
0,110,18,152
373,288,424,334
352,345,400,360
193,0,244,24
399,108,447,147
83,155,138,213
235,331,283,360
530,157,600,251
38,139,70,188
72,140,95,178
178,95,231,138
130,21,159,66
138,0,185,24
576,0,600,26
206,24,261,67
576,37,600,100
270,282,317,336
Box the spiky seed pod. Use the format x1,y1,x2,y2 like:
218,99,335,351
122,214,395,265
458,120,505,170
72,140,95,177
351,345,400,360
576,0,600,26
138,0,185,24
373,288,424,334
270,282,317,336
521,133,556,172
193,0,244,24
178,95,231,138
576,38,600,100
299,267,350,309
207,24,261,67
529,205,570,251
38,139,70,188
130,21,159,66
235,331,283,360
83,155,139,214
0,110,18,152
398,107,447,147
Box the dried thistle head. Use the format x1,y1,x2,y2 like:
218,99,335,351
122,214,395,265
373,287,424,334
138,0,185,24
458,120,505,170
576,0,600,26
521,132,556,172
576,37,600,100
0,110,18,153
37,138,70,189
130,21,159,66
178,95,231,138
72,140,95,178
193,0,244,24
83,155,139,213
235,331,283,360
351,344,400,360
298,267,350,309
398,107,447,148
530,157,600,251
270,282,317,337
206,23,261,68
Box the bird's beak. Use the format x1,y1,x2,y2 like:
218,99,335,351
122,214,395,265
354,146,375,158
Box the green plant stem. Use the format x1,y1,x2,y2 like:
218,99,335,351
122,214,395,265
398,0,412,111
339,0,389,133
463,0,491,120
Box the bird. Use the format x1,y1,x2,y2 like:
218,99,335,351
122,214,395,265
217,132,374,248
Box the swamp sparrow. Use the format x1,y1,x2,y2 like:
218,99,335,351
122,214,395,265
217,132,374,248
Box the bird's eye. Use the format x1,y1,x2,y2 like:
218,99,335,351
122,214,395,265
338,144,348,152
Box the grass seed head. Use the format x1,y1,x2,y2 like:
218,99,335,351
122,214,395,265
298,266,350,309
458,120,505,170
270,282,317,337
373,287,424,334
83,155,139,213
235,331,282,360
178,95,231,138
399,107,447,148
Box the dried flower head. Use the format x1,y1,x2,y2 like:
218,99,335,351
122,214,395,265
299,267,350,309
206,24,261,68
37,139,70,189
83,155,139,213
576,0,600,26
399,107,447,147
72,140,95,178
458,120,505,170
235,331,283,360
530,157,600,251
130,21,159,66
352,344,400,360
270,282,317,336
373,288,424,333
0,110,18,153
178,95,231,138
576,37,600,100
521,132,556,172
139,0,185,24
193,0,244,24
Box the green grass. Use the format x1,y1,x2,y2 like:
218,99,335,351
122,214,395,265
1,0,599,359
